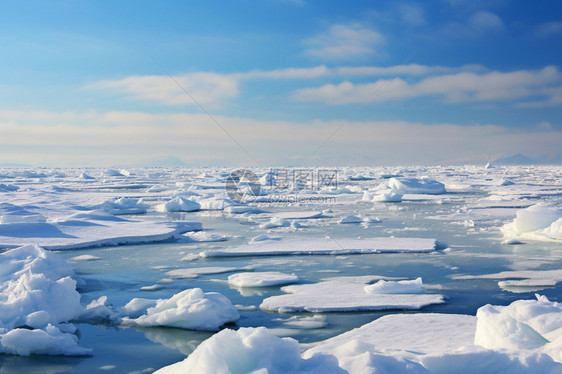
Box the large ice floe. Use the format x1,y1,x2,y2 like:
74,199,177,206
260,277,444,313
0,244,91,356
0,209,201,250
501,204,562,241
200,237,438,258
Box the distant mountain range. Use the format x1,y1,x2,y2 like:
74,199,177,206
491,153,562,165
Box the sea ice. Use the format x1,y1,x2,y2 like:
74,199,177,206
386,177,446,195
501,204,562,241
474,294,562,362
122,288,239,331
0,244,90,356
157,197,200,212
260,277,444,313
227,272,299,287
0,213,201,250
153,327,345,374
200,237,438,258
166,266,253,279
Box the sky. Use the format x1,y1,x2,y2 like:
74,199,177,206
0,0,561,167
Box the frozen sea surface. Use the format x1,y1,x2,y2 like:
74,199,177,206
0,165,561,373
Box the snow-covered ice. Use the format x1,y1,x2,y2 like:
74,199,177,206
501,204,562,241
153,327,345,374
227,271,299,287
0,211,201,250
200,237,438,258
260,277,444,313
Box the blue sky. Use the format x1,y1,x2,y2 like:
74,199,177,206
0,0,561,166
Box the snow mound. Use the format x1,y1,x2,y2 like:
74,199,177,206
158,197,200,212
386,177,446,195
0,324,92,356
371,189,403,202
122,288,239,331
339,215,363,224
0,244,90,356
364,277,425,294
501,204,562,241
475,294,562,361
200,237,438,258
228,272,299,287
101,197,147,215
153,327,345,374
260,277,444,313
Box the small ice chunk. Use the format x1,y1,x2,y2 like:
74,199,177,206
386,177,446,195
71,254,101,261
157,197,200,213
260,217,291,229
338,215,363,224
372,189,403,202
228,272,299,287
364,277,425,295
0,324,92,356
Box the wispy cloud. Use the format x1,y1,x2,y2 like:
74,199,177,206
303,23,383,61
87,73,239,106
292,66,562,105
535,21,562,37
0,110,560,166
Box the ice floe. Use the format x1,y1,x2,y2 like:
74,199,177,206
200,237,438,258
501,204,562,241
260,277,444,313
0,212,201,250
227,271,299,287
166,266,253,279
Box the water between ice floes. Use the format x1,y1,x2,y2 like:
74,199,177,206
2,190,562,373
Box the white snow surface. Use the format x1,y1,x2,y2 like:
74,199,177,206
153,327,345,374
260,277,444,313
200,237,438,258
0,211,201,250
122,288,239,331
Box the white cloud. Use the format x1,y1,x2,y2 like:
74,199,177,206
88,73,239,106
469,11,504,32
397,4,426,26
536,22,562,37
0,110,560,167
292,66,562,105
303,23,383,60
